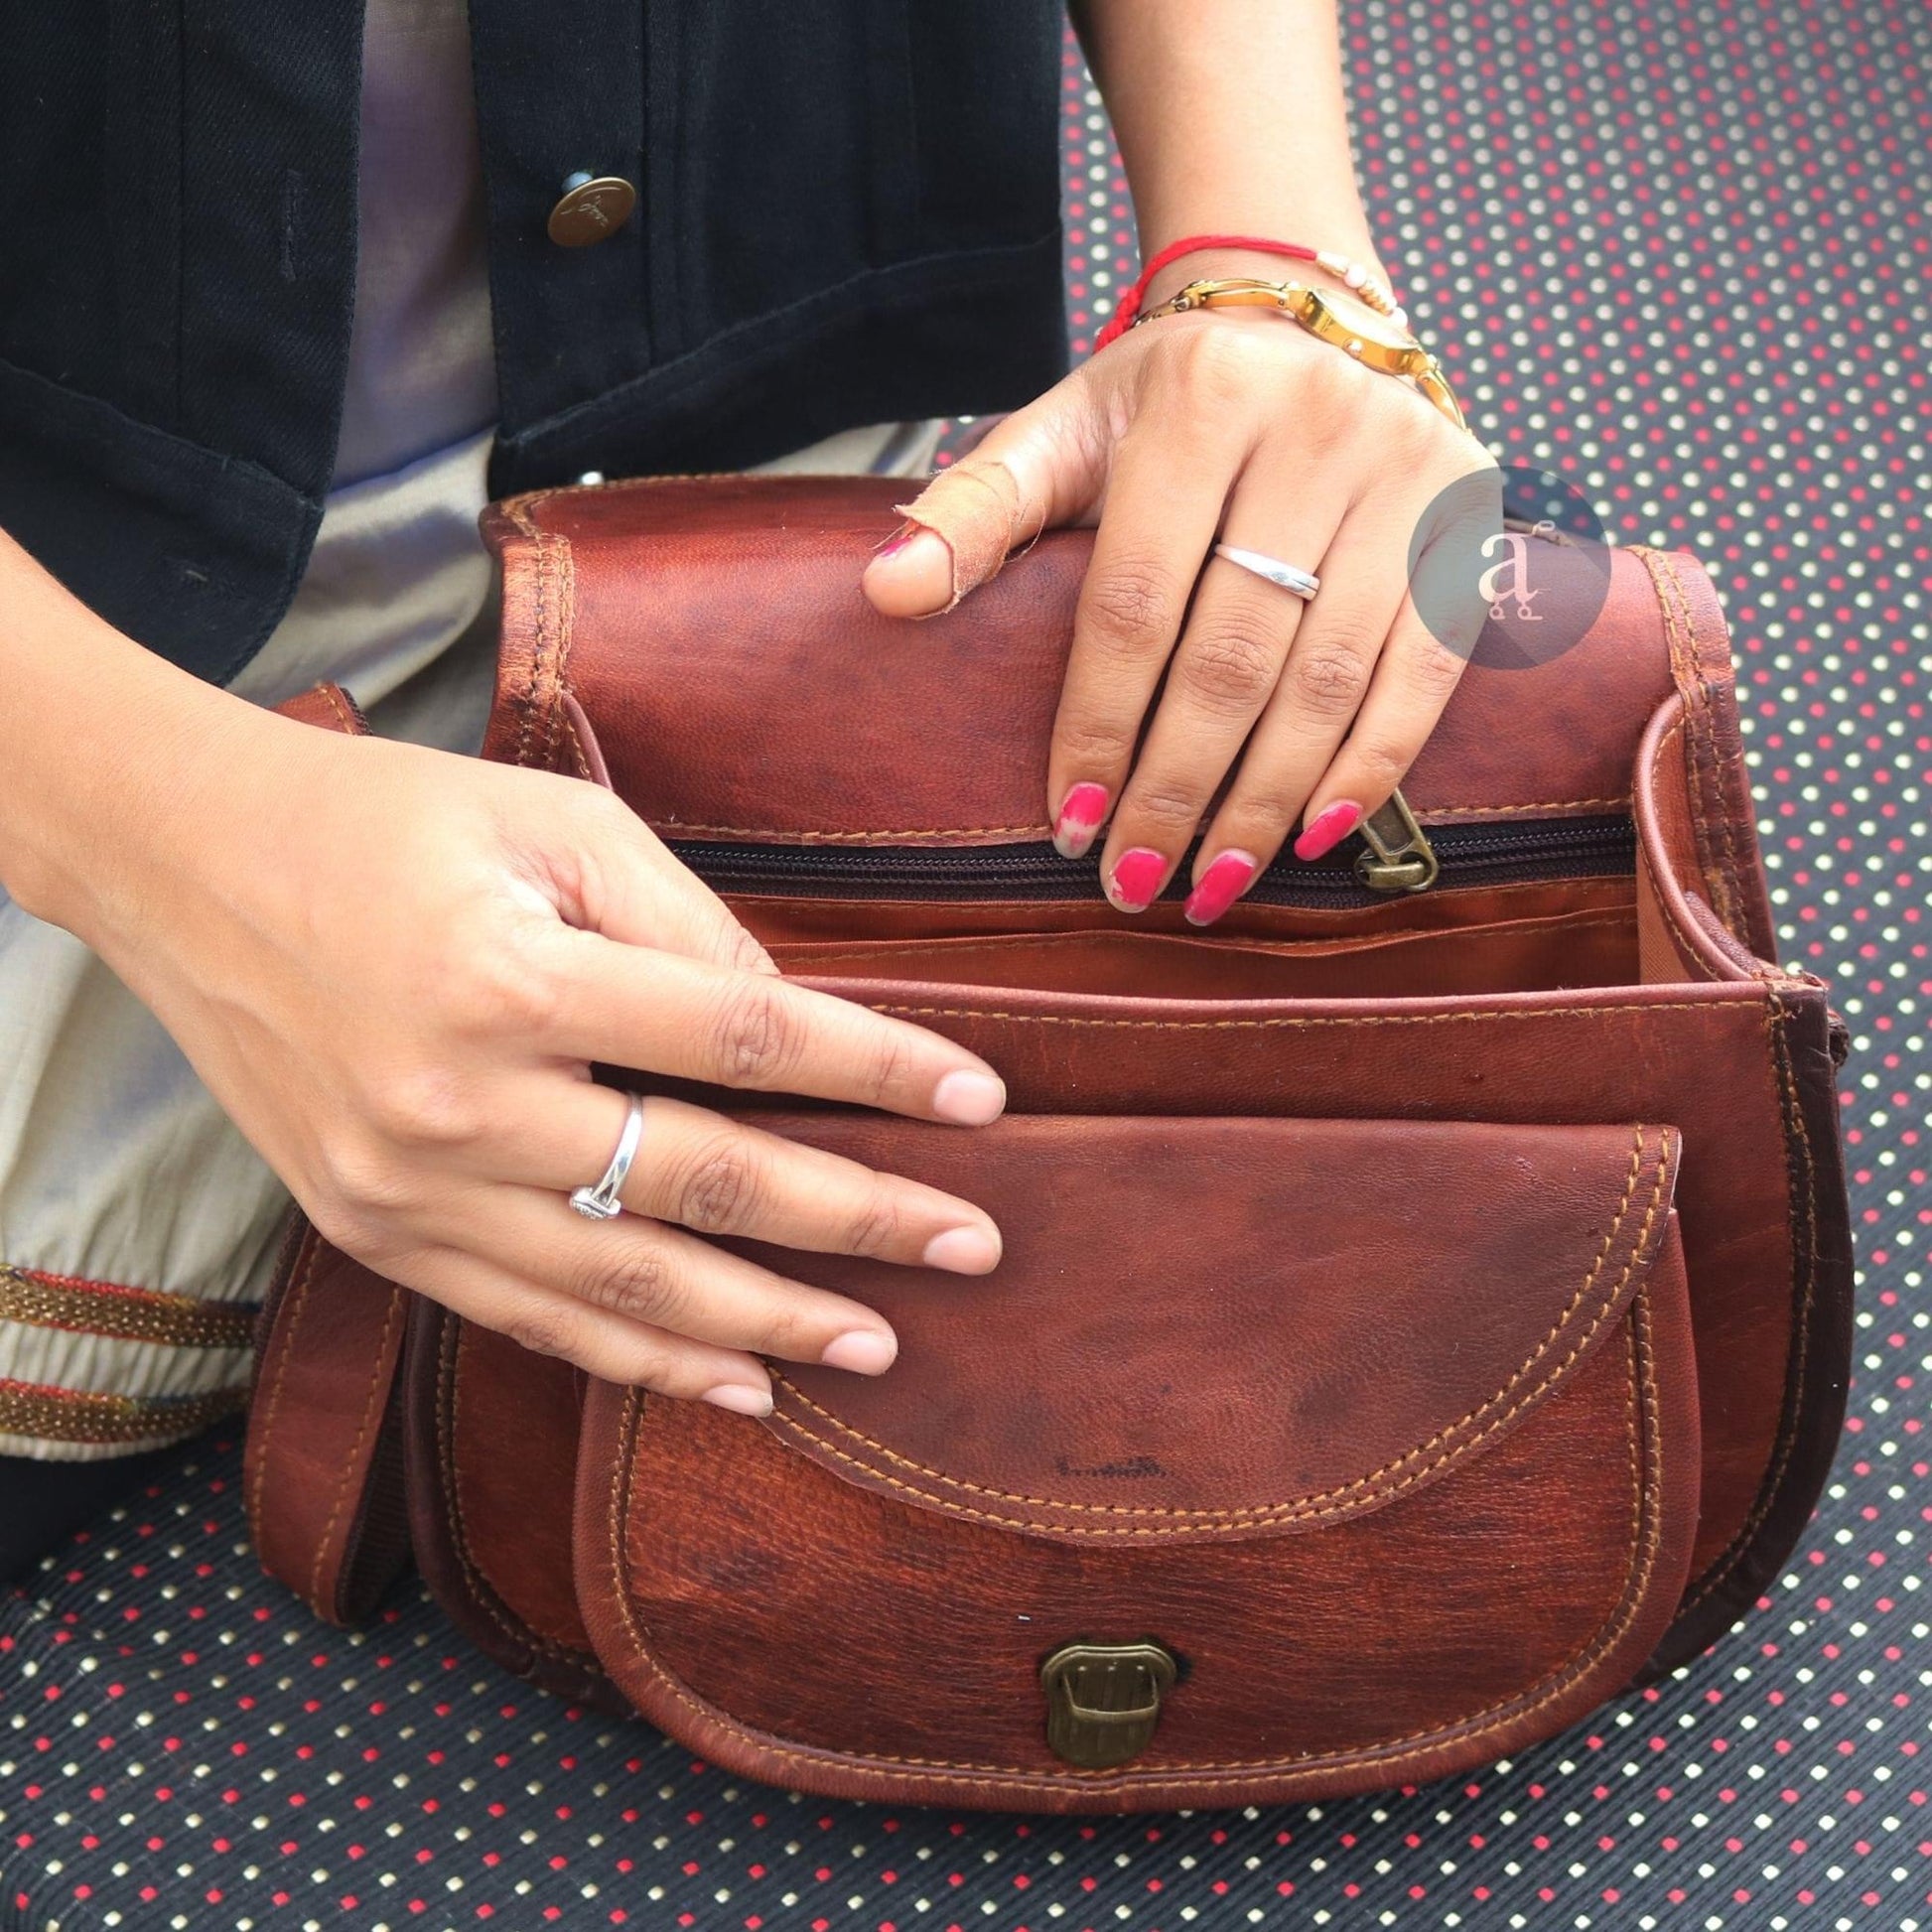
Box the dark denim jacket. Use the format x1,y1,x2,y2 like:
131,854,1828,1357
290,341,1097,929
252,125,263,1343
0,0,1067,681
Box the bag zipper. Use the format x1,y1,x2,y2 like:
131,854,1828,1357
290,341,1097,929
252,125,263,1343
668,813,1635,909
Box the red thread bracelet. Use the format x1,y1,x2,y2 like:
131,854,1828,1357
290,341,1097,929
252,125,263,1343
1095,233,1402,349
1094,235,1317,348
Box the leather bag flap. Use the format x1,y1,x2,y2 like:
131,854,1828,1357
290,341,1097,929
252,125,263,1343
479,476,1731,843
722,1113,1681,1544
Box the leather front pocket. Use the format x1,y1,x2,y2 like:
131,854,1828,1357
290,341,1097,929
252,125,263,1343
767,906,1637,999
575,1116,1700,1813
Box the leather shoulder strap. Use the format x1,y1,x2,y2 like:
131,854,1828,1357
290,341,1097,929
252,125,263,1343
243,681,413,1622
246,1218,413,1622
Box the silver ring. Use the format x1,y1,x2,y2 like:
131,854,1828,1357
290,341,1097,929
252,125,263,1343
1212,543,1320,601
569,1090,645,1221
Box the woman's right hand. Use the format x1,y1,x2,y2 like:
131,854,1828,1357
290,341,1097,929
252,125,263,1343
12,641,1007,1417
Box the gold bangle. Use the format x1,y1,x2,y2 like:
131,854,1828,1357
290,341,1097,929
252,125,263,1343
1133,276,1467,432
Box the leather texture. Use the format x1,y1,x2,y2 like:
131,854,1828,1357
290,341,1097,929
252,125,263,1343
246,476,1854,1812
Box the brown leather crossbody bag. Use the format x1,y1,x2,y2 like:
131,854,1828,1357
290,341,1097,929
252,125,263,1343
246,476,1852,1814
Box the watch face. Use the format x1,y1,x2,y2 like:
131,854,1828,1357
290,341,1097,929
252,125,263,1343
1308,287,1416,351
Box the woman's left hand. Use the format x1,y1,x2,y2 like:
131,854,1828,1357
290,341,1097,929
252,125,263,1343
862,259,1497,925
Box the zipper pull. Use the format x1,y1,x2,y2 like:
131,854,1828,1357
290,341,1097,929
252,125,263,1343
1355,788,1441,894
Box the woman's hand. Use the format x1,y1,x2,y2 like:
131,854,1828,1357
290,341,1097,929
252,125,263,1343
864,257,1497,924
17,667,1007,1417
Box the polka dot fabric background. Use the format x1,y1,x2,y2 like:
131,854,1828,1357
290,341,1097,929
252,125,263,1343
6,4,1930,1927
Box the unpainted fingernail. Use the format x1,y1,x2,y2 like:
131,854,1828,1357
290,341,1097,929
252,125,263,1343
700,1382,773,1417
821,1328,898,1375
1108,847,1167,913
1294,799,1364,863
1052,781,1110,860
932,1067,1007,1125
922,1224,1003,1274
1184,849,1258,927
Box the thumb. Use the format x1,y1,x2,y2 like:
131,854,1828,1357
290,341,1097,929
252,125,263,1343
863,369,1110,619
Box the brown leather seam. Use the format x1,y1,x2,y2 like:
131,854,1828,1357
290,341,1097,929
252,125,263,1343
762,1127,1669,1533
867,997,1762,1031
245,1227,327,1555
781,912,1633,971
603,1307,1661,1789
1639,547,1742,938
1661,547,1750,942
437,1319,593,1663
1643,719,1722,982
320,683,359,737
307,1286,407,1610
646,796,1633,845
1679,993,1819,1613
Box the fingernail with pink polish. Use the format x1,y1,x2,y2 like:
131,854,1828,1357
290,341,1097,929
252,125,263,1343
1183,849,1258,926
1108,847,1168,913
1294,800,1364,863
1052,781,1110,860
701,1383,773,1417
873,522,920,562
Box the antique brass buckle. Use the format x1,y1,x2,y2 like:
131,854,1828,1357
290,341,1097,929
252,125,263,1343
1355,786,1440,894
1039,1641,1178,1769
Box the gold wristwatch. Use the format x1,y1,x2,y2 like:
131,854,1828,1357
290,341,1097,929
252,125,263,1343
1135,277,1466,431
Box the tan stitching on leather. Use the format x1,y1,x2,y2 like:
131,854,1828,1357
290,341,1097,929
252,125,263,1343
601,1312,1663,1790
762,1128,1670,1536
321,683,359,736
1680,994,1819,1612
307,1286,406,1610
1420,796,1629,819
1638,547,1742,938
1661,547,1748,937
663,821,1056,843
868,997,1756,1031
778,912,1633,971
438,1317,593,1663
1643,718,1723,981
245,1226,327,1552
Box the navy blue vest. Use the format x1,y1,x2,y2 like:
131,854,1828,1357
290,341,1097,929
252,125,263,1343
0,1,1067,681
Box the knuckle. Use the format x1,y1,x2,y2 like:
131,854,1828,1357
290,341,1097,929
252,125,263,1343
1405,637,1468,702
1126,775,1207,831
1053,717,1134,770
1219,787,1300,841
572,1240,689,1329
669,1136,762,1235
1286,641,1374,719
856,1025,919,1109
1180,621,1283,713
1081,556,1182,656
445,926,567,1039
1352,734,1417,787
709,980,804,1087
841,1186,907,1261
503,1305,583,1364
364,1064,484,1153
308,1139,416,1248
1172,319,1275,402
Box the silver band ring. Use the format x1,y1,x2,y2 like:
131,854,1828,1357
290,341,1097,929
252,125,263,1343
1212,543,1320,601
569,1090,645,1221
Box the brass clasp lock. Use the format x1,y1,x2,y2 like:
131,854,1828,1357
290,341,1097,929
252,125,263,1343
1355,786,1440,894
1039,1640,1178,1769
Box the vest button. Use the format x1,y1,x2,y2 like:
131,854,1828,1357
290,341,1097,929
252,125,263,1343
546,174,636,248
